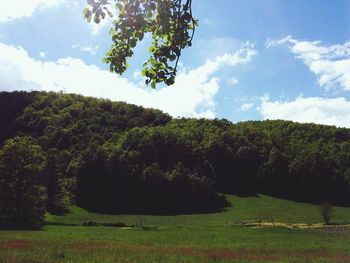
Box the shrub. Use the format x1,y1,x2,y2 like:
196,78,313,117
319,201,334,225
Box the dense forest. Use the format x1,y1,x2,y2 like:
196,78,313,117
1,91,350,228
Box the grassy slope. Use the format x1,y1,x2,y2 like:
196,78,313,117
46,194,350,226
1,195,350,263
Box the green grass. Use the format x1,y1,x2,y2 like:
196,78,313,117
46,194,350,226
1,194,350,262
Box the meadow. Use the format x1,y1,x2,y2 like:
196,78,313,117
1,194,350,262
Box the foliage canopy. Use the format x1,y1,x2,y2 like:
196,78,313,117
83,0,198,88
1,91,350,216
0,136,47,229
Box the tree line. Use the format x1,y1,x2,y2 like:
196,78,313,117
1,91,350,229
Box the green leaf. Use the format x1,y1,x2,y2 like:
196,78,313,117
141,67,148,77
130,38,137,48
94,16,101,24
115,3,123,10
83,8,92,23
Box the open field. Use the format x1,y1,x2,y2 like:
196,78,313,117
1,195,350,262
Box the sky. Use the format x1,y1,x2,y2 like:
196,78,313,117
0,0,350,127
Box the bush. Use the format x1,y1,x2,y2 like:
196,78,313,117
319,201,333,225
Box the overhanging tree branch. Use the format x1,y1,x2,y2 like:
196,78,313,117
83,0,198,88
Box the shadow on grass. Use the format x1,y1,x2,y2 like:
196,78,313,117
81,193,231,216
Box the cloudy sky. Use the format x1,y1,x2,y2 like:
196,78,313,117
1,0,350,127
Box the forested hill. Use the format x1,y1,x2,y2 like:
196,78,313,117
1,91,350,215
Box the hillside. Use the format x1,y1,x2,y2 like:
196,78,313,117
1,91,350,219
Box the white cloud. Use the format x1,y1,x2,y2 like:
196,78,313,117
0,0,111,34
72,44,99,55
196,38,252,61
265,35,297,49
267,36,350,92
259,95,350,128
227,78,239,87
0,0,65,22
203,19,218,28
39,52,47,58
132,70,142,81
0,42,256,118
240,103,254,111
88,16,114,35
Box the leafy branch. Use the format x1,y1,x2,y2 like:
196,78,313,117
83,0,198,88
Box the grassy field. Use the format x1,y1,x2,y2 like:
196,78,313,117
1,194,350,262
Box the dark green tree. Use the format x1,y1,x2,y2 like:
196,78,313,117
0,136,47,229
83,0,198,88
45,149,71,215
2,91,350,213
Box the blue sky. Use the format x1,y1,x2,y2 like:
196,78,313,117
1,0,350,126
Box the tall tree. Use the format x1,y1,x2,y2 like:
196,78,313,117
0,136,47,229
